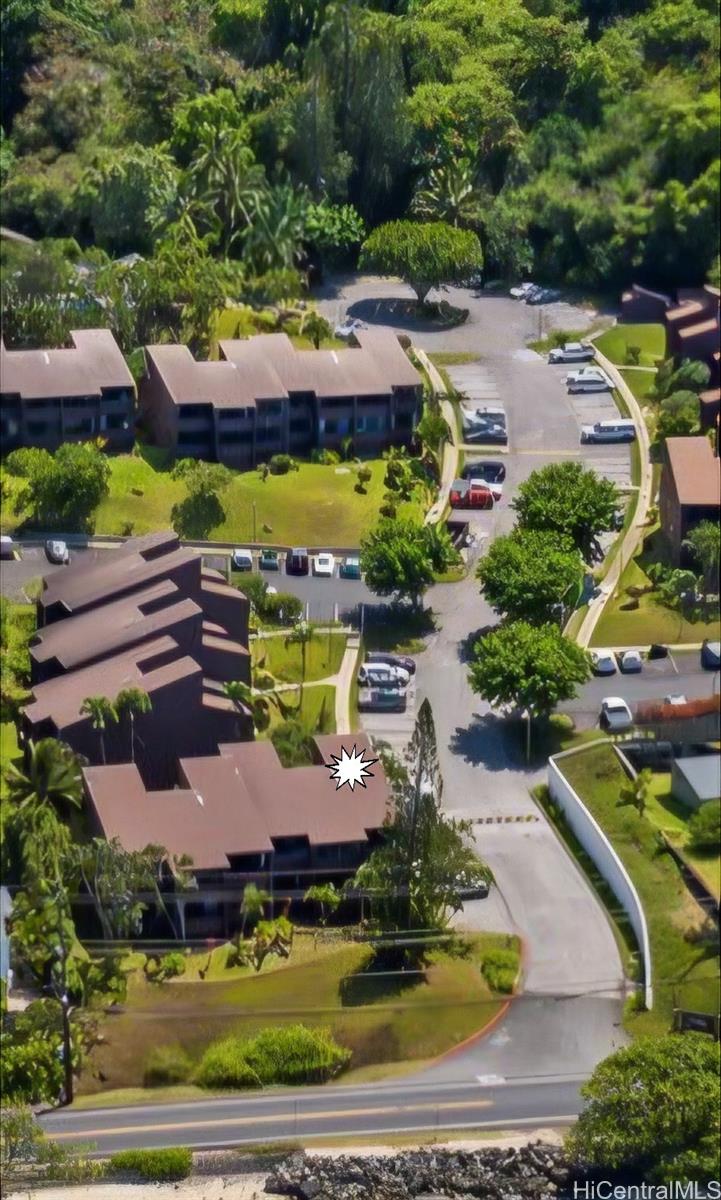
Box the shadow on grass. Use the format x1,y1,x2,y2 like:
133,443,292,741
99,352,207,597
340,944,428,1008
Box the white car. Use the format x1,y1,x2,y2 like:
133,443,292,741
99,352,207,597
663,694,688,707
45,539,70,564
601,697,634,732
231,548,254,571
510,282,537,299
334,317,366,340
619,650,643,673
566,367,612,393
591,651,617,676
548,342,594,364
357,663,411,689
313,552,336,577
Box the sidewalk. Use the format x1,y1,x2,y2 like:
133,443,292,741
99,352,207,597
414,348,460,527
574,336,654,649
335,635,361,734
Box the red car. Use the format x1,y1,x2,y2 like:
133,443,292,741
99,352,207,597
449,480,494,509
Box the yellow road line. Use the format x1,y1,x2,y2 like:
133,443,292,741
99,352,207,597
52,1099,493,1140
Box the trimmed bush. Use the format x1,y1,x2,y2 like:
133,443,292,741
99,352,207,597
109,1148,192,1181
481,947,519,994
193,1025,350,1091
143,1044,192,1087
269,454,298,475
193,1038,262,1089
243,1024,351,1085
688,800,721,851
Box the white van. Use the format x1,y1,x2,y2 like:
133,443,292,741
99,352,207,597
566,367,612,393
581,419,636,444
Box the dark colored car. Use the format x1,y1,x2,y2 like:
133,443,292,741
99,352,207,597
648,643,669,660
259,549,280,571
365,651,416,676
461,460,506,483
701,639,721,670
462,419,508,445
286,547,309,576
357,687,407,713
340,556,362,579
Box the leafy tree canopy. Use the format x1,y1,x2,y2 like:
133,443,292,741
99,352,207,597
476,528,582,623
468,620,590,718
512,461,620,560
359,220,482,304
360,515,459,606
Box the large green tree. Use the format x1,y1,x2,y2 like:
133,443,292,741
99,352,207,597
468,621,590,755
7,442,111,532
359,220,483,305
568,1034,720,1182
360,516,459,607
682,520,720,597
476,529,582,623
512,461,619,560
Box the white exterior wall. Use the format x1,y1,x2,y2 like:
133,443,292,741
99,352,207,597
548,743,653,1009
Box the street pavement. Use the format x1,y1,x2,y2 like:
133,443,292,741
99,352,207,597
40,1072,585,1154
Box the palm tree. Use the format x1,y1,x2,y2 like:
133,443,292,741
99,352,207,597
301,310,332,349
304,882,341,945
6,738,83,816
411,155,487,230
223,679,271,735
80,695,118,765
240,882,270,937
618,768,653,818
115,687,152,763
285,620,315,705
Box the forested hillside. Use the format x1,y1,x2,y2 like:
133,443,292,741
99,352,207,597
1,0,719,295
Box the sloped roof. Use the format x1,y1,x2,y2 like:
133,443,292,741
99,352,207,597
664,437,721,507
1,329,133,399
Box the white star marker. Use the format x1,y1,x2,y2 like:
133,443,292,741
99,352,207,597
326,744,378,792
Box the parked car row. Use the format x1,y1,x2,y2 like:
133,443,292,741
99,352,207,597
357,652,416,713
450,479,501,510
231,547,362,579
547,341,595,364
592,641,720,675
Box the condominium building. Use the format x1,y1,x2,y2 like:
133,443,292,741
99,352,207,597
1,329,135,451
139,328,423,467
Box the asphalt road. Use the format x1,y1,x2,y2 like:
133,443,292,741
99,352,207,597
0,544,107,601
40,1070,585,1154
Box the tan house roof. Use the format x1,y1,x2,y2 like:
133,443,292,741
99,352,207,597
1,329,134,399
665,436,721,507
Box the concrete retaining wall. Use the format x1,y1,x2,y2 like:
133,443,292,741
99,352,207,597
548,741,653,1009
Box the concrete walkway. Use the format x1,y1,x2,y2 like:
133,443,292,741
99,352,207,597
414,347,460,526
574,337,654,649
335,635,361,734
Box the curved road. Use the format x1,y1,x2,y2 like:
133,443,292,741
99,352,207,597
42,287,629,1154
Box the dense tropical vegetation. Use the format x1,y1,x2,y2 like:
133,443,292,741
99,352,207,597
1,0,718,352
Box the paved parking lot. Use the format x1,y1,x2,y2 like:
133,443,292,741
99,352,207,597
359,676,418,758
0,545,108,601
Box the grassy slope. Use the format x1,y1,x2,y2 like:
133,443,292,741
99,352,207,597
644,774,720,902
261,684,337,735
592,558,721,646
252,633,347,684
595,324,666,367
619,368,658,402
560,743,719,1036
76,934,519,1097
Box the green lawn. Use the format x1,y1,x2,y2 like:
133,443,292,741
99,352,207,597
75,933,519,1098
252,632,347,684
559,743,720,1037
644,774,720,902
592,558,721,646
595,324,666,367
212,306,346,354
261,683,337,736
619,368,658,403
0,721,21,801
22,452,421,547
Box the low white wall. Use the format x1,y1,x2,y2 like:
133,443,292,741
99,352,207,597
548,742,653,1010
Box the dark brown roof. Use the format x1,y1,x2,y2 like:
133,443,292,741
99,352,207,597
25,636,201,730
665,436,721,507
31,581,194,671
1,329,134,400
145,328,420,410
40,545,198,616
677,316,719,342
83,733,390,869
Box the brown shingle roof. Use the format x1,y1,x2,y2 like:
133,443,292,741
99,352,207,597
147,329,420,410
1,329,133,399
40,545,198,616
677,317,719,343
665,436,721,507
83,733,390,868
25,636,201,730
31,581,193,671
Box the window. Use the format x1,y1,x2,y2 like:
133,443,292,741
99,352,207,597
218,431,250,444
65,417,94,435
179,404,211,419
259,401,283,417
177,431,210,447
320,418,337,435
256,427,282,445
358,415,384,433
290,417,311,434
26,420,50,436
64,396,96,409
104,413,128,430
395,412,414,430
337,418,351,435
320,396,352,409
218,408,250,421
